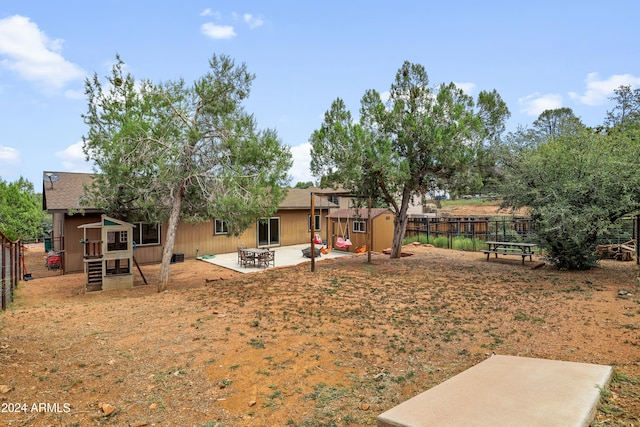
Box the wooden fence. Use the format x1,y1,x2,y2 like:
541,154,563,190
1,231,21,311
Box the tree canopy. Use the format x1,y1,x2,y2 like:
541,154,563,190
0,177,45,241
310,61,509,257
82,54,292,291
501,103,640,270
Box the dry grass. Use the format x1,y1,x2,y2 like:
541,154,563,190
0,243,638,426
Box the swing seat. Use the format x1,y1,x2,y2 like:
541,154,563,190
313,234,323,245
335,237,352,249
355,245,367,253
320,246,332,255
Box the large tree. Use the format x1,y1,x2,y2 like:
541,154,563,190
501,105,640,270
605,85,640,128
530,107,584,142
0,177,44,241
310,61,509,258
82,54,292,291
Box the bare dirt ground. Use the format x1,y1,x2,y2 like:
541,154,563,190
1,236,639,426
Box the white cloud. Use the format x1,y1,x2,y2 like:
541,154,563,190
243,14,264,29
201,22,236,40
569,72,640,106
453,82,476,95
0,15,85,90
0,146,19,162
55,141,93,172
518,93,563,116
200,9,222,20
289,142,314,185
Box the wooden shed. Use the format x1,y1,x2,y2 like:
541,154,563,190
78,215,134,292
327,208,395,253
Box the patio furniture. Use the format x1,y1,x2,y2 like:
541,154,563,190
258,250,275,268
237,245,247,265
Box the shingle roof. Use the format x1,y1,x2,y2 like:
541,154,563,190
327,208,393,220
42,172,339,212
42,171,97,212
279,188,339,209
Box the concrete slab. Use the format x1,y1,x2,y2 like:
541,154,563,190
377,355,612,427
197,243,353,274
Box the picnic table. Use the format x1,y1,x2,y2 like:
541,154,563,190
481,241,537,264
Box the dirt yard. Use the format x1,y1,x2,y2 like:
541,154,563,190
1,239,639,426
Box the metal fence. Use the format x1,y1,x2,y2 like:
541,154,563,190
405,215,636,252
405,215,535,250
1,231,21,311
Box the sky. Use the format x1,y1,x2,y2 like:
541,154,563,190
1,1,639,190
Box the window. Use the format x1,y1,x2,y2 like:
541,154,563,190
353,220,367,233
215,219,229,235
107,230,128,251
308,214,321,231
328,195,339,205
132,223,160,246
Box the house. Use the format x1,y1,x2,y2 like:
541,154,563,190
327,208,395,253
42,172,339,274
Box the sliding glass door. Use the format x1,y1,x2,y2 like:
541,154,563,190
257,217,280,247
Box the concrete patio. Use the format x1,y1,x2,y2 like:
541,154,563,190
377,355,612,427
197,243,353,273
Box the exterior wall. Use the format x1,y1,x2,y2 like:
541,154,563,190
61,208,332,271
280,208,331,247
372,213,395,251
51,211,65,252
64,213,102,273
172,220,255,259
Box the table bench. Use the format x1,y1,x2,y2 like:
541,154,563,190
482,241,537,264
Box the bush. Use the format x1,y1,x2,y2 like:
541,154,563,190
533,212,600,270
403,235,482,251
452,237,476,251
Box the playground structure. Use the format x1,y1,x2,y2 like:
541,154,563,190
78,215,135,292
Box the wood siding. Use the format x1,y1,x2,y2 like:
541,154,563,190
63,213,102,273
61,208,332,272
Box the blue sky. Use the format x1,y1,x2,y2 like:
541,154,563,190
1,1,639,189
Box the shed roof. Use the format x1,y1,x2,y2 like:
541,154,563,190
278,188,339,209
327,208,394,220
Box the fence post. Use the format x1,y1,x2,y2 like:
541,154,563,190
1,236,5,310
0,231,20,311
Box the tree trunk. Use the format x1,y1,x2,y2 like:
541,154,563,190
390,194,410,259
158,184,184,292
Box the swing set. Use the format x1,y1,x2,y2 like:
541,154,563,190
309,191,373,272
334,211,352,249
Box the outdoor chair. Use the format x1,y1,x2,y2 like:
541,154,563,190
237,245,247,265
258,250,275,268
